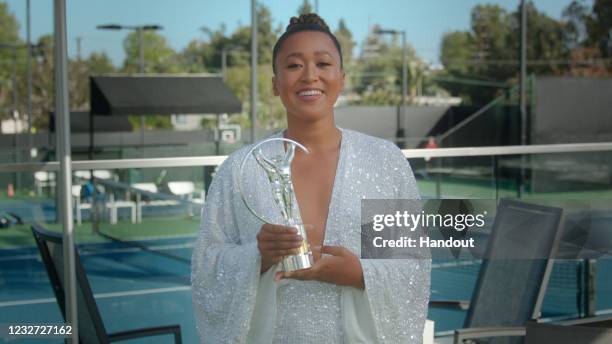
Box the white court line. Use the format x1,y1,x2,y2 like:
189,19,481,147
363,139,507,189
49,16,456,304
0,286,191,308
0,242,195,262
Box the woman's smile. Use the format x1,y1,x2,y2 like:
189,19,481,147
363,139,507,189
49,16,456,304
296,88,324,102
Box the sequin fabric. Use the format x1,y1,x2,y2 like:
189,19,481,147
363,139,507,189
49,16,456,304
191,128,431,343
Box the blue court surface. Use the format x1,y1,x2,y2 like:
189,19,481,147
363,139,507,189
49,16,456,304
0,236,196,344
1,234,611,343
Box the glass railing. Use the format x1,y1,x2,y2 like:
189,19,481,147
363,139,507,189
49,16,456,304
1,142,611,341
409,150,612,200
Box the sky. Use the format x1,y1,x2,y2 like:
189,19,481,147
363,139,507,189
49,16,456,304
4,0,579,67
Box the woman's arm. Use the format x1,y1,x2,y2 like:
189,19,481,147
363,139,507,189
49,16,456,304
191,157,263,343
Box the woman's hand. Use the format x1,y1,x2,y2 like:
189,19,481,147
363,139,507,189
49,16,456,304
257,223,304,273
275,245,365,289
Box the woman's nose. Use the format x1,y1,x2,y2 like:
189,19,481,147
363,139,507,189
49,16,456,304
300,63,319,83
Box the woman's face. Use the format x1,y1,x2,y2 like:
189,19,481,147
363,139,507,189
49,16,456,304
273,31,345,123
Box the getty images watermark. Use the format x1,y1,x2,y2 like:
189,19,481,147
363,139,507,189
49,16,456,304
360,199,612,260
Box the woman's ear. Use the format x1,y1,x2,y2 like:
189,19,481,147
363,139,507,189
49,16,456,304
272,76,279,96
340,71,346,92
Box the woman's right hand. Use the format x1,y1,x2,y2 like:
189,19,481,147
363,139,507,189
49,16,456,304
257,223,303,273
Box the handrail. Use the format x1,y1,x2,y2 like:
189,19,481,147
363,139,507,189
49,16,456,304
0,142,611,173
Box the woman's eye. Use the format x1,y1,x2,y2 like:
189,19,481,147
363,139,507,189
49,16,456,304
318,62,331,67
287,64,300,69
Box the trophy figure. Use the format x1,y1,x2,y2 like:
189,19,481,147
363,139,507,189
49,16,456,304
239,138,314,272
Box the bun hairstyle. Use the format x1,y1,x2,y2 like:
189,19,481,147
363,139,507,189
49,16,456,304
272,13,343,74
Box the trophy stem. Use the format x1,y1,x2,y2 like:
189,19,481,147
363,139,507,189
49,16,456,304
282,223,314,272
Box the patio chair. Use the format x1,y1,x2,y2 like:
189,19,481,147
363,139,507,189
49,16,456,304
132,183,180,222
429,199,565,344
167,181,205,203
72,185,136,225
34,171,56,195
31,224,182,344
167,181,205,216
526,315,612,344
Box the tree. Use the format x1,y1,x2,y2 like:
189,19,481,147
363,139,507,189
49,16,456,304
175,4,284,129
561,0,611,71
353,25,421,105
440,31,474,75
590,0,612,58
334,19,355,64
563,0,591,49
122,30,178,73
224,64,286,129
122,31,177,130
230,4,278,65
69,52,116,111
438,2,569,104
181,3,278,72
470,4,514,79
24,34,54,129
86,52,115,75
298,0,313,15
507,2,567,76
0,2,23,120
177,39,210,73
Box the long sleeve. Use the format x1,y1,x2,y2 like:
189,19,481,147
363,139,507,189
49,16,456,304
349,142,432,344
191,158,262,344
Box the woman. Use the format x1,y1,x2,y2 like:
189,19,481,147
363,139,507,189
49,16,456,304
192,14,430,344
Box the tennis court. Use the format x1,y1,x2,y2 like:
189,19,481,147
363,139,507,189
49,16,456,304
1,178,612,343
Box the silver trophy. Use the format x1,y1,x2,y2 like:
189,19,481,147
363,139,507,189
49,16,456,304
239,137,314,272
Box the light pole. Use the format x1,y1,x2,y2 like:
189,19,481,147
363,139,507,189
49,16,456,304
96,24,163,150
519,0,528,197
250,0,258,143
375,28,407,148
26,0,33,159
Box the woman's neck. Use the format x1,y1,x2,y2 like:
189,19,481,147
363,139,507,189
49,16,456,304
284,115,341,152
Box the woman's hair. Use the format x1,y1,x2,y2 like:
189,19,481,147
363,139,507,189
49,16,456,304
272,13,343,74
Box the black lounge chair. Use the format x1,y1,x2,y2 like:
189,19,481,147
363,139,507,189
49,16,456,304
430,199,565,344
31,224,182,343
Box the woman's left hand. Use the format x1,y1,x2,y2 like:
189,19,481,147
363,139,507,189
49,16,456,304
275,245,365,289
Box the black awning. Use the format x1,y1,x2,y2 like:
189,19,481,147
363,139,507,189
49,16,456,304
49,111,133,132
90,75,242,115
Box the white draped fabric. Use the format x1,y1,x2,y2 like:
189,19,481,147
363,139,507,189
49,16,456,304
191,129,431,343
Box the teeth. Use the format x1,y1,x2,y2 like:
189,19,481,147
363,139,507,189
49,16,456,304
298,90,322,96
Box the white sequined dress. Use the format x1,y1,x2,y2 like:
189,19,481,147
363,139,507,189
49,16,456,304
191,128,431,343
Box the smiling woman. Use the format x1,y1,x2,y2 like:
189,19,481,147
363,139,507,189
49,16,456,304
191,13,431,344
271,15,345,126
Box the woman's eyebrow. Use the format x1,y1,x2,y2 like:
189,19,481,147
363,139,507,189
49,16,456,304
284,50,333,61
314,50,333,57
284,52,303,61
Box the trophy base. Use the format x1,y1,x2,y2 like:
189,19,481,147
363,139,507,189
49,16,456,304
282,252,314,272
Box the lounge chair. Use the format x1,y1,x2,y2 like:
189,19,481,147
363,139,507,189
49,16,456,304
430,199,565,344
72,184,136,225
31,224,182,343
167,181,205,216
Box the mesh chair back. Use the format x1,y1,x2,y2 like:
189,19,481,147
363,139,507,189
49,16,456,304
32,224,109,344
464,199,564,344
